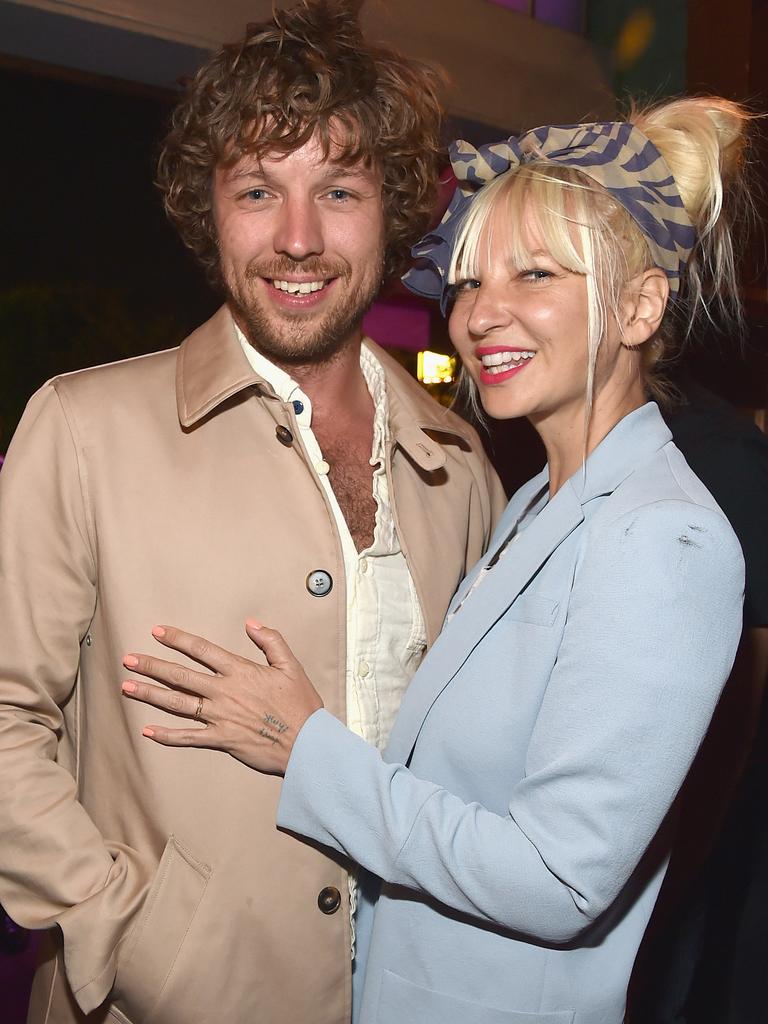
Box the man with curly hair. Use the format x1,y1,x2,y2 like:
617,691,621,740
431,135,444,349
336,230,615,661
0,3,504,1023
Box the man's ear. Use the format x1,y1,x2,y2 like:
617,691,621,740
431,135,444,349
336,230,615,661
621,268,669,348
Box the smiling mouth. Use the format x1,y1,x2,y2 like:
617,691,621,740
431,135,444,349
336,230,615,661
480,350,536,375
268,278,333,295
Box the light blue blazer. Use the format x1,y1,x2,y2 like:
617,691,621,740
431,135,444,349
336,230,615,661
278,403,744,1024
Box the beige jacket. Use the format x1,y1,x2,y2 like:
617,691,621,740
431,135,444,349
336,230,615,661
0,307,506,1024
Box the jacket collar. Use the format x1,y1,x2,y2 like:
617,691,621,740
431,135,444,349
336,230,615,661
367,340,476,472
176,306,474,472
567,401,672,506
176,306,264,427
385,401,673,765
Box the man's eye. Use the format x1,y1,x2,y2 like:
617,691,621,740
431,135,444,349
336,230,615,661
326,189,352,201
243,188,269,201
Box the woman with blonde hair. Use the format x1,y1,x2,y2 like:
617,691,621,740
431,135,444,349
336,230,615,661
123,97,750,1023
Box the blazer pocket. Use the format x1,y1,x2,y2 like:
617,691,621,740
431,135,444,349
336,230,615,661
505,593,559,627
112,835,211,1021
377,970,575,1024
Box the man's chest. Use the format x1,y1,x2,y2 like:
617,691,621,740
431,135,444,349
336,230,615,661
316,430,378,553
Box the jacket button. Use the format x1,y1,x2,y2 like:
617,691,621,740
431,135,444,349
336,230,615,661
317,886,341,914
275,425,294,446
306,570,333,597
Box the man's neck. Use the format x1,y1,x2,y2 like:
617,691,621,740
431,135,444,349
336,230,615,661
247,334,373,428
285,339,369,423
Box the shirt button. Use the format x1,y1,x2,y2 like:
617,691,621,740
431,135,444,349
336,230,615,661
292,400,304,416
317,886,341,915
359,557,368,574
315,460,330,476
306,570,333,597
358,660,370,678
275,425,293,447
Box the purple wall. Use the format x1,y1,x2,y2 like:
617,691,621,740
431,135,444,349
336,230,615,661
487,0,583,33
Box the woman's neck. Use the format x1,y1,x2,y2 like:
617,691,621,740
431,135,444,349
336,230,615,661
534,385,647,496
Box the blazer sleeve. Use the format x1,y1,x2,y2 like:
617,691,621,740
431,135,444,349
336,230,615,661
278,499,744,943
0,383,151,1014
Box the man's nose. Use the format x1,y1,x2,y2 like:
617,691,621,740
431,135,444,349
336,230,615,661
272,196,324,261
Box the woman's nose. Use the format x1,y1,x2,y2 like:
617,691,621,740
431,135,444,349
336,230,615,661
465,283,513,337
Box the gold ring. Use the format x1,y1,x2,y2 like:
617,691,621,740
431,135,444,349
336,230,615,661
194,696,204,721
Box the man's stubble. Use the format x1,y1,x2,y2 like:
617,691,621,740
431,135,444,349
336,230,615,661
225,251,385,367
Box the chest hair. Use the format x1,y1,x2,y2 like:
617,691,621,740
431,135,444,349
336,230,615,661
318,433,378,553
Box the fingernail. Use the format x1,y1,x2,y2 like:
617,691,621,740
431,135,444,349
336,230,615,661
246,619,263,630
142,727,155,737
123,655,139,668
122,681,137,694
152,626,166,638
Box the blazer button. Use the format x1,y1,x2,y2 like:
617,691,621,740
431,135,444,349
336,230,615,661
306,570,333,597
317,886,341,914
275,425,294,446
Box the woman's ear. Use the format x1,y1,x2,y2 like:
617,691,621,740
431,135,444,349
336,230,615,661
621,268,669,348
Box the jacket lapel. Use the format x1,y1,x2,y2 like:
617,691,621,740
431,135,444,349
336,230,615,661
447,468,548,616
367,341,493,647
386,401,674,765
386,480,584,764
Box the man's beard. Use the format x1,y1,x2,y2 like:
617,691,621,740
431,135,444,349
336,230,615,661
225,254,384,366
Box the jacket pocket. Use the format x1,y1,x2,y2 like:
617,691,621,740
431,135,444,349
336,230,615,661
505,593,559,627
112,835,211,1022
107,1006,133,1024
376,969,575,1024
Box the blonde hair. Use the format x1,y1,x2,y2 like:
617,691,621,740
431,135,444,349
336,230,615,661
448,97,753,415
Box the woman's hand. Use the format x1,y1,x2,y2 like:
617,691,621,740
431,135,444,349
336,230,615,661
121,621,323,775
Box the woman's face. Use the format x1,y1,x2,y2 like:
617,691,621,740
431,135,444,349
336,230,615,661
449,204,604,432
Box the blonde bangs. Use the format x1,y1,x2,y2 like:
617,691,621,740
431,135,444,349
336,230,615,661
448,164,604,286
447,163,653,439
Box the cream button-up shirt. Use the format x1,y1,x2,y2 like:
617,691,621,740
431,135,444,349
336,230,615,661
236,325,427,951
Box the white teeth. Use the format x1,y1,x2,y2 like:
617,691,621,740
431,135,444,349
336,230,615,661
272,280,327,294
480,350,535,371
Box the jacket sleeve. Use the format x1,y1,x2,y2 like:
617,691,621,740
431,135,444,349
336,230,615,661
0,383,150,1013
278,500,744,943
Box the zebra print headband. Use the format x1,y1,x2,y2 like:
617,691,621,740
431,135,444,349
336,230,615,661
403,121,696,313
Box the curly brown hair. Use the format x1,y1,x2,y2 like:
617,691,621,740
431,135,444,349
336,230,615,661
157,0,445,287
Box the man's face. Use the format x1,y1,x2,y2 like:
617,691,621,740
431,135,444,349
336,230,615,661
212,131,386,365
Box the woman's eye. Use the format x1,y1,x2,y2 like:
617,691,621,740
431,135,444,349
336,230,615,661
452,278,481,294
521,269,551,282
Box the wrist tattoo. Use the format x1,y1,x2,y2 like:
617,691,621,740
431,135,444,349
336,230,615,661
263,713,288,734
257,727,278,745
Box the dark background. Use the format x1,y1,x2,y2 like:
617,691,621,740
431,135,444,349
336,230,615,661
0,63,218,453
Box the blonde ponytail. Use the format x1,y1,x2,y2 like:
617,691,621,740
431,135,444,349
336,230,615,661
631,97,753,333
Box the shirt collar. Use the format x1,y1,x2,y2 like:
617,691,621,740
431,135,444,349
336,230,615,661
234,321,314,428
176,306,474,473
234,321,390,460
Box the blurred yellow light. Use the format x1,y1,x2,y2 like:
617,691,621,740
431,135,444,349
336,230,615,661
417,351,456,385
616,8,655,71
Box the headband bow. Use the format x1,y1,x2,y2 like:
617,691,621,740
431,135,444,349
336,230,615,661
403,122,696,314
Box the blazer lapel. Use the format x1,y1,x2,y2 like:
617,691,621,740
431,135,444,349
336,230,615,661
446,469,549,616
386,480,584,764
